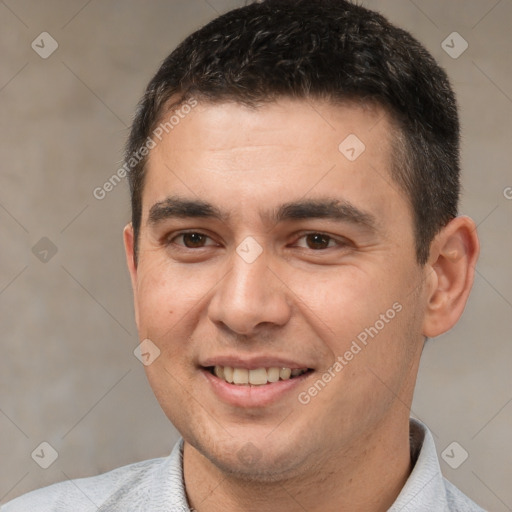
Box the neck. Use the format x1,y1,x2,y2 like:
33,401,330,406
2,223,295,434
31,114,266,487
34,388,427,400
183,413,413,512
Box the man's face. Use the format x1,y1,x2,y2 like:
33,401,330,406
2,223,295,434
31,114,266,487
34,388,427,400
124,98,428,479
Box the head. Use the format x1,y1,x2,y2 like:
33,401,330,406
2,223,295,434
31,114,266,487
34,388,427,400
123,0,478,482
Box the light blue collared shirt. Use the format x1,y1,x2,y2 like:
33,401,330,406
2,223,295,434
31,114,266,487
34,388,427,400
2,419,486,511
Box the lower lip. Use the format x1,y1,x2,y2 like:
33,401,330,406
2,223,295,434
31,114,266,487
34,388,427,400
202,369,313,408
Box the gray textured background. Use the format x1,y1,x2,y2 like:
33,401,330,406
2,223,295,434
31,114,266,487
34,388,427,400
0,1,511,510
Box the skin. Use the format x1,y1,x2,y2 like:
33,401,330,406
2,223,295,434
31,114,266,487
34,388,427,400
123,98,479,512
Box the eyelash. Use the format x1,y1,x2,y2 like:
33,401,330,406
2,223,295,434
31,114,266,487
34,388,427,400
166,231,350,251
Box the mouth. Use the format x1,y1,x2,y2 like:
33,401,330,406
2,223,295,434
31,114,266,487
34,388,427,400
205,366,313,386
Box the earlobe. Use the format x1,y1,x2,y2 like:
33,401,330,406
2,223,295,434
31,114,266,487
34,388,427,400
422,216,480,338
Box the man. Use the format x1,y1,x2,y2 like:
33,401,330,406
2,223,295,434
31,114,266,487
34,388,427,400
4,0,484,510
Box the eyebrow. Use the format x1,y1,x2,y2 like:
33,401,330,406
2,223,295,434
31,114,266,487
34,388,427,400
273,199,378,231
148,196,227,225
147,196,378,232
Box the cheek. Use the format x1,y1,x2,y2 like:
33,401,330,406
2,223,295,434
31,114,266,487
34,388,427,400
286,261,419,393
134,258,206,336
287,264,400,336
291,268,421,434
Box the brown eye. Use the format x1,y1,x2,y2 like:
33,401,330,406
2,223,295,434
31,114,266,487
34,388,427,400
305,233,333,250
182,233,208,248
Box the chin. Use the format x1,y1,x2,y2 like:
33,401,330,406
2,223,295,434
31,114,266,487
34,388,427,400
188,430,312,483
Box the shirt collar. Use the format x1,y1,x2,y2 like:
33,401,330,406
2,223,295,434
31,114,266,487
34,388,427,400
389,418,449,511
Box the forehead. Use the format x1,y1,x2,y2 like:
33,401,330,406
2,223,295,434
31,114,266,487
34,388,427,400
142,98,410,229
153,97,391,158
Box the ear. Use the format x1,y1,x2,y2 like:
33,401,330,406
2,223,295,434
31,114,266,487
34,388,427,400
123,223,139,329
422,216,480,338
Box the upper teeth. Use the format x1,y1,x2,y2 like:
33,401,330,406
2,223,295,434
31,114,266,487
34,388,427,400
213,366,307,386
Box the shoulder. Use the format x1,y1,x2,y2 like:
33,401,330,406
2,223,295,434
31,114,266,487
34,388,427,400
1,456,168,512
443,478,487,512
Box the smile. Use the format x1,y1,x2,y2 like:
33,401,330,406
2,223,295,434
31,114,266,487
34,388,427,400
208,366,311,386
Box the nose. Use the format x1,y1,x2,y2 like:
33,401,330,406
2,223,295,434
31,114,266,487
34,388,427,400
207,248,292,336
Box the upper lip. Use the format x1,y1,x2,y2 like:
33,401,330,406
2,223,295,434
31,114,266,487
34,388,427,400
200,355,313,370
